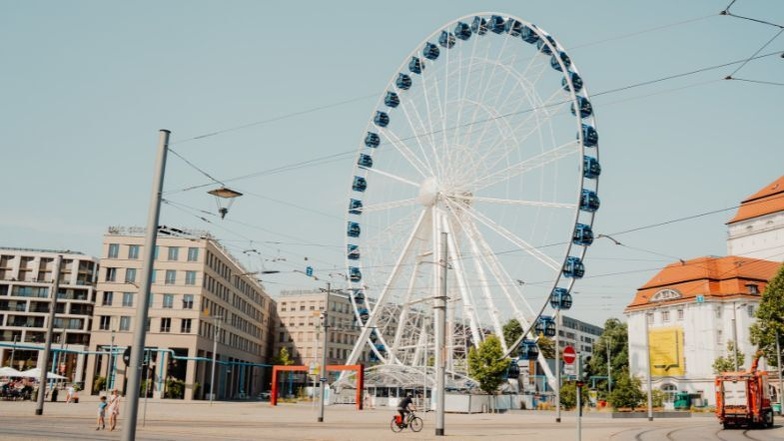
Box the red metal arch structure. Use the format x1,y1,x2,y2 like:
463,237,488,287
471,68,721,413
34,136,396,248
270,364,364,410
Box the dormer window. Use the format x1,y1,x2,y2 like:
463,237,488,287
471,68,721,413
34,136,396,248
746,283,759,295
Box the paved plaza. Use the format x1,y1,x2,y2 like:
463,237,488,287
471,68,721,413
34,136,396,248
1,397,783,441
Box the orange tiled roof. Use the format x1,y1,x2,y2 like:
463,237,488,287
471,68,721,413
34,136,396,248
727,175,784,224
625,255,781,310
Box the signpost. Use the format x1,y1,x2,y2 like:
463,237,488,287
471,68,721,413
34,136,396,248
563,346,576,365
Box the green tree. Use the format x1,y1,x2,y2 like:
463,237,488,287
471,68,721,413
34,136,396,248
92,376,106,394
273,347,294,366
538,336,556,360
559,381,589,410
467,335,510,395
502,319,523,348
750,264,784,368
712,341,746,373
588,318,629,399
609,370,645,410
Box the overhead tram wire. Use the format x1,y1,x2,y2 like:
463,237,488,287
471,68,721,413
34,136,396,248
725,78,784,87
570,13,718,50
722,0,784,29
724,28,784,79
169,148,225,187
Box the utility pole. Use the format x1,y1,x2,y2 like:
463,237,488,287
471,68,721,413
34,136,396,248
607,337,612,395
318,283,330,422
555,309,561,423
576,352,583,441
122,129,169,441
210,316,222,405
732,301,739,372
777,330,783,416
644,311,653,421
35,254,62,415
106,328,115,392
9,334,18,368
434,232,447,436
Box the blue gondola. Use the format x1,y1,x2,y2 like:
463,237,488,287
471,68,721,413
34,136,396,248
507,360,520,379
409,56,424,74
580,189,600,212
550,51,571,72
521,25,539,44
563,256,585,279
396,73,412,90
489,15,506,34
352,176,367,192
573,223,594,246
358,154,373,168
347,244,360,260
347,222,361,238
570,96,593,119
374,111,389,127
583,156,601,179
365,132,380,148
471,16,488,35
385,91,400,108
368,328,378,341
580,124,598,147
353,290,365,304
537,35,556,55
505,19,523,36
439,31,456,48
358,307,370,322
348,199,363,215
562,71,583,93
349,266,362,282
536,316,557,337
518,339,539,360
423,42,440,60
550,287,573,310
455,21,472,40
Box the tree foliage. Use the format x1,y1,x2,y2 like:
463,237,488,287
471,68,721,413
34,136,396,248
559,381,590,410
750,264,784,368
608,370,646,410
502,319,523,349
538,336,556,360
587,318,629,398
712,340,746,374
467,335,510,395
273,347,295,366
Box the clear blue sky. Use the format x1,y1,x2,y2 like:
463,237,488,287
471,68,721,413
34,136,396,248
2,1,782,326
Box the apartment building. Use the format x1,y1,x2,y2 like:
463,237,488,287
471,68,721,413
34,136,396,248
558,315,603,354
0,248,98,383
84,227,275,400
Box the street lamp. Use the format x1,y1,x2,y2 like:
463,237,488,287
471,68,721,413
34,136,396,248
731,301,747,372
9,334,18,368
210,315,223,405
318,283,331,423
644,310,653,421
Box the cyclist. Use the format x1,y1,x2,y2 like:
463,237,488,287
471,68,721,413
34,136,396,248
397,393,417,425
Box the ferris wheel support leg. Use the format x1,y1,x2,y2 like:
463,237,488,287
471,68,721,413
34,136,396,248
441,218,483,349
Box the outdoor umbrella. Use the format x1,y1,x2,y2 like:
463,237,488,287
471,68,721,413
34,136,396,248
0,366,24,377
19,367,67,380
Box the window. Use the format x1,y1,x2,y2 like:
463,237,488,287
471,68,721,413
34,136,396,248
122,292,134,307
646,313,653,325
145,317,151,332
165,270,176,285
181,318,192,333
182,294,194,309
99,316,111,330
128,245,140,260
715,306,723,319
187,247,199,262
160,317,171,333
677,309,684,321
108,244,119,258
185,271,196,285
154,246,159,260
102,291,113,306
661,310,670,323
163,294,174,309
747,305,755,317
119,316,131,331
716,329,723,346
125,268,137,283
105,268,117,282
151,269,157,283
168,247,179,261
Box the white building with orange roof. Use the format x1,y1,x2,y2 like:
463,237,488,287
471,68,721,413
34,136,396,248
626,256,780,406
727,175,784,261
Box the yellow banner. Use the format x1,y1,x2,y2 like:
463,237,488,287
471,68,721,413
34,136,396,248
649,327,685,376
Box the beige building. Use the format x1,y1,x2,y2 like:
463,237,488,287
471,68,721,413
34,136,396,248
84,227,275,400
0,248,98,383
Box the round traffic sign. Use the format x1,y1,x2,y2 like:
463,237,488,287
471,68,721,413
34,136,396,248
563,346,576,364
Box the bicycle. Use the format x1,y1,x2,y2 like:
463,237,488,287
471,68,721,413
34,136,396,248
390,411,423,433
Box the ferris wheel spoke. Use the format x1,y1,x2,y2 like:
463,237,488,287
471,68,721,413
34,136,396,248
390,261,421,359
442,218,485,347
397,99,438,176
362,198,418,213
363,166,420,188
454,200,560,271
379,128,433,178
470,140,580,192
455,195,576,210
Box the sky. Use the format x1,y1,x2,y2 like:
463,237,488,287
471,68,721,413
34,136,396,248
2,0,783,327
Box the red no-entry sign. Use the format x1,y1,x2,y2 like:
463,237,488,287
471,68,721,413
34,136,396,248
563,346,576,364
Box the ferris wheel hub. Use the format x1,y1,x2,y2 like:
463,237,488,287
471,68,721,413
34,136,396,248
417,177,439,207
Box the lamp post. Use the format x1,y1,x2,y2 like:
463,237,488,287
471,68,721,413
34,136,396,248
9,334,18,367
210,315,222,405
35,254,63,416
644,310,653,421
607,337,612,395
434,232,448,436
107,328,115,392
318,283,330,423
732,302,739,372
555,308,562,423
776,330,783,416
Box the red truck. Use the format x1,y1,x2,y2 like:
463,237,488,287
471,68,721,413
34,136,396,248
715,352,775,429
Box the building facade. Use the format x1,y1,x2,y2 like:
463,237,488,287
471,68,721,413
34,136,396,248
84,227,275,400
0,248,98,384
558,315,603,355
727,175,784,261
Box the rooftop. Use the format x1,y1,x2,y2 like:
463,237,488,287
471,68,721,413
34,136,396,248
727,175,784,225
0,247,85,256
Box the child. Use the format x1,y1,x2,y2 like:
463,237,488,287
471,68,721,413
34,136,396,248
96,396,107,430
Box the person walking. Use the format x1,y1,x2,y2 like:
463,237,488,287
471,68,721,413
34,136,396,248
107,389,121,431
96,396,107,430
66,384,75,403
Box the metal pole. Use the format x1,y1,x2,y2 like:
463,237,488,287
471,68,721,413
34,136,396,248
607,337,612,395
108,330,115,391
35,254,62,415
435,232,447,436
122,129,169,441
555,309,561,423
776,330,783,416
10,334,18,367
424,316,428,412
210,317,221,405
318,283,330,422
576,352,582,441
142,351,149,427
732,303,739,372
644,312,653,421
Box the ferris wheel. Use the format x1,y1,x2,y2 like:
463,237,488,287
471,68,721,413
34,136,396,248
343,13,599,382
